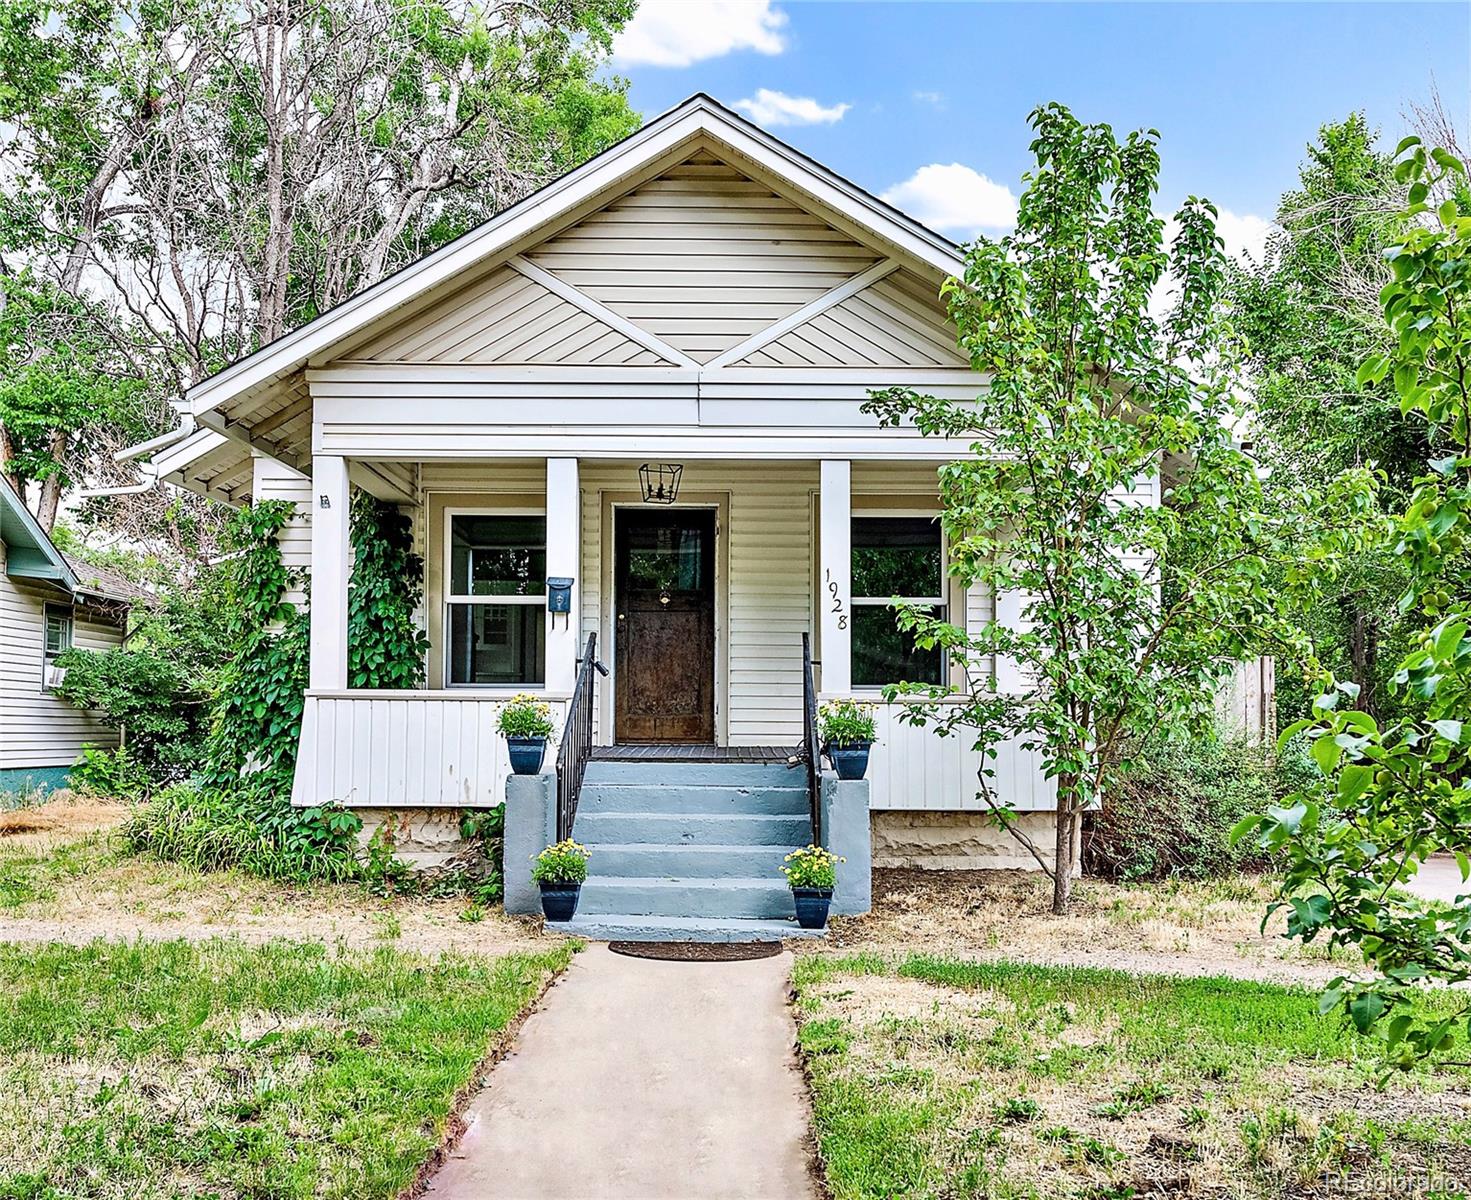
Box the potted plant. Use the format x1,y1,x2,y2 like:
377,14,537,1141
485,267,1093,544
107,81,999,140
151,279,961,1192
498,694,555,774
781,844,843,929
532,839,591,921
820,699,878,780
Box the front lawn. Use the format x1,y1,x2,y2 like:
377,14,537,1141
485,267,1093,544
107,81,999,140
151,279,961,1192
795,953,1471,1199
0,937,575,1198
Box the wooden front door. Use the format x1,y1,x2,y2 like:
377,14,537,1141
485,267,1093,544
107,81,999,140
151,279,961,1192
614,508,716,743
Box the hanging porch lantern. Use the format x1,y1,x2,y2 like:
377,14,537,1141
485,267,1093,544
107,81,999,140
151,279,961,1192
639,462,683,504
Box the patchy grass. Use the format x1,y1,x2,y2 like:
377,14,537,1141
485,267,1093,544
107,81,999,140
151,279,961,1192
0,936,575,1198
795,953,1471,1199
823,868,1358,984
0,822,546,958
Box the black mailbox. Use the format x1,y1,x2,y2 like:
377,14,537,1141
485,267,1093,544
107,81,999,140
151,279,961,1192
547,577,574,614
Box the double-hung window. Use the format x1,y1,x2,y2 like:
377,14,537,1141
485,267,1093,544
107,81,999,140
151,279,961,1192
446,512,546,686
43,603,73,690
851,515,946,688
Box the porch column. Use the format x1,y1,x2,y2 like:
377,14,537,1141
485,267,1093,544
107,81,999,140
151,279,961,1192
819,459,852,694
309,454,350,690
545,457,580,692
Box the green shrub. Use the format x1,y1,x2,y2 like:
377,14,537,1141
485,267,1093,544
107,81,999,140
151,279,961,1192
122,780,362,882
54,648,207,784
70,746,152,803
1083,733,1310,882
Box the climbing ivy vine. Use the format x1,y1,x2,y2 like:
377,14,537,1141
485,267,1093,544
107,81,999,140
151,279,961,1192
203,499,310,786
348,492,430,689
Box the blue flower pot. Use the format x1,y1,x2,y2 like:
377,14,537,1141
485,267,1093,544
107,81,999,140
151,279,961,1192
792,887,833,929
827,743,871,781
507,735,547,775
540,882,581,922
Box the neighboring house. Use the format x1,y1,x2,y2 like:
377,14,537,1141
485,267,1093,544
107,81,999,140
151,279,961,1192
0,477,139,793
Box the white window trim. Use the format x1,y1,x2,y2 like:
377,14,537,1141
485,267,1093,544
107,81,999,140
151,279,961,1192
443,506,548,689
850,510,949,692
42,602,74,693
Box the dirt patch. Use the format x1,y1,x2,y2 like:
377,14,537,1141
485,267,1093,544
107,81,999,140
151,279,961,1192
815,868,1347,985
608,940,782,961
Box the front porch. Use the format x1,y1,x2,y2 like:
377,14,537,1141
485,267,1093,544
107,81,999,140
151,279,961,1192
289,453,1058,832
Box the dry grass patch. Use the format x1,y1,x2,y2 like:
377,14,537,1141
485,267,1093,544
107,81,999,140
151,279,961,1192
822,868,1356,984
0,828,551,957
794,953,1471,1199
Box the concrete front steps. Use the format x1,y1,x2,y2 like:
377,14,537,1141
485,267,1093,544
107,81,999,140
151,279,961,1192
564,759,821,942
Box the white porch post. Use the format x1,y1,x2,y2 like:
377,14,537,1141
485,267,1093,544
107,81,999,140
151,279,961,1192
309,454,350,690
545,457,580,692
819,459,852,694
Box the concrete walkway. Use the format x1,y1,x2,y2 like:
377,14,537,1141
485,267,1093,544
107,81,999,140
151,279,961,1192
1401,855,1471,905
423,943,818,1200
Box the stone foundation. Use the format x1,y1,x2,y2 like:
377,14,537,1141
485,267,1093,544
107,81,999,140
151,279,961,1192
357,808,479,872
871,810,1062,872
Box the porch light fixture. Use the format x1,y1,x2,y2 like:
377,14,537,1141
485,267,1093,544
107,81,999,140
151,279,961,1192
639,462,683,505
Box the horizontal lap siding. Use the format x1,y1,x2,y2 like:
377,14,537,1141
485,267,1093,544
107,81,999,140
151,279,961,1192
529,154,880,364
0,572,122,769
252,458,312,608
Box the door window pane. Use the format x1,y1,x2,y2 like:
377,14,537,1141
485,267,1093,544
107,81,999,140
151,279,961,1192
449,604,545,685
450,515,546,597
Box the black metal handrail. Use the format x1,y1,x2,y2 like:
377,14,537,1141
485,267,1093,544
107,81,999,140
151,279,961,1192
556,633,608,843
801,632,822,847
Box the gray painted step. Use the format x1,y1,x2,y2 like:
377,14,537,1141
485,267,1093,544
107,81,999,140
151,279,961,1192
553,914,825,942
579,876,796,919
573,811,812,847
578,782,810,816
583,761,802,787
587,842,794,878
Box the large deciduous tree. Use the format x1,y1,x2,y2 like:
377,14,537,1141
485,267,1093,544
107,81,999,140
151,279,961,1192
865,104,1371,915
0,0,638,531
1230,115,1425,721
1238,140,1471,1069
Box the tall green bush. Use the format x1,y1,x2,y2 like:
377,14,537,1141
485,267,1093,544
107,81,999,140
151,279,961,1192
1084,734,1308,882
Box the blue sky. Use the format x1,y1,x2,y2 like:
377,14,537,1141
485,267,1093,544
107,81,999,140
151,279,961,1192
608,1,1471,260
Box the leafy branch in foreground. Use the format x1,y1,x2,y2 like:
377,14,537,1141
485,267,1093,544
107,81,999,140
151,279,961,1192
1236,137,1471,1069
864,102,1374,915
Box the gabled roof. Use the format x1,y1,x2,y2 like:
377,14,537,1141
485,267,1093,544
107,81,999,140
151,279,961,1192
0,475,76,587
1,476,145,606
184,93,961,425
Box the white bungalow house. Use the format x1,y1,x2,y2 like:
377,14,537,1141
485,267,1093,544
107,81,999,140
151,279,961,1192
133,94,1076,923
0,476,138,793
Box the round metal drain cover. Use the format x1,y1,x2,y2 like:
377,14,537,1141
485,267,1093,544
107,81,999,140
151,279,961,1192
607,940,782,962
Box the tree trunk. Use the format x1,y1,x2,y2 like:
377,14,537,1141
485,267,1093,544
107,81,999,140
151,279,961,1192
1052,779,1076,915
0,424,25,503
36,430,68,531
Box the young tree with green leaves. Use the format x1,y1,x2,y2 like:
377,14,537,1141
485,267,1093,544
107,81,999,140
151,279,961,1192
1238,139,1471,1069
865,104,1371,915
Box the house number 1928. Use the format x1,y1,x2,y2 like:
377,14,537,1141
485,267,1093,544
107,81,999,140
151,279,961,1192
825,569,847,630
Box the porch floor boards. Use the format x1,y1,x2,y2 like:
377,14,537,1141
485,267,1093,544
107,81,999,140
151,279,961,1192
589,744,797,764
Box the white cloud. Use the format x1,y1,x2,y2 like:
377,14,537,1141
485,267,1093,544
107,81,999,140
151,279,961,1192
733,89,850,127
880,163,1018,236
1212,207,1272,267
912,90,945,108
611,0,788,68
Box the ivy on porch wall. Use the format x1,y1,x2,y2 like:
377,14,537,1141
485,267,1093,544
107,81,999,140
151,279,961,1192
205,492,427,789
